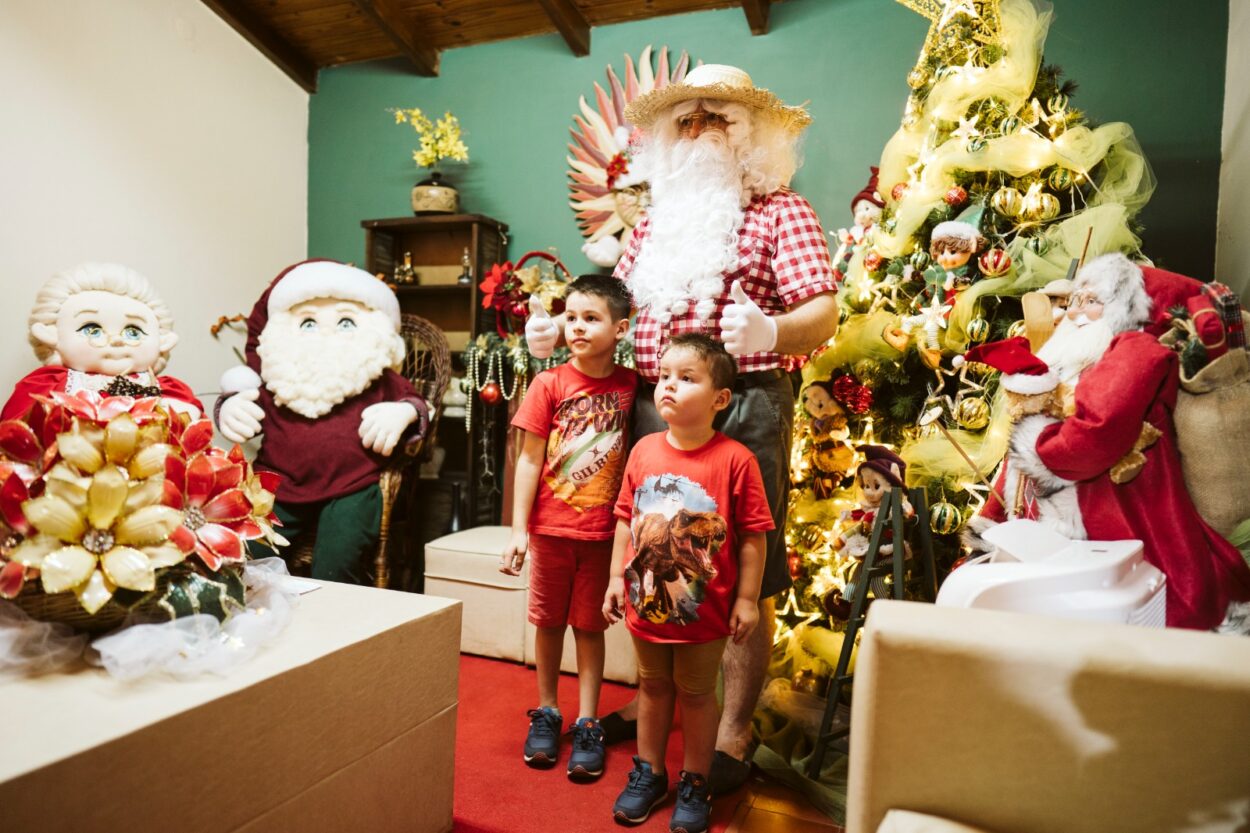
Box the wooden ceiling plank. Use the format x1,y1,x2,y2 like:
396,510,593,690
199,0,319,92
350,0,441,76
535,0,591,56
741,0,770,35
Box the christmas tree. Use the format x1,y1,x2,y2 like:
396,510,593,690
776,0,1156,639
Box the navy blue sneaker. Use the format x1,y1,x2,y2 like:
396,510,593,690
612,756,668,825
669,770,712,833
567,717,606,781
523,707,562,767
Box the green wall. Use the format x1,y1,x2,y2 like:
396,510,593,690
309,0,1227,279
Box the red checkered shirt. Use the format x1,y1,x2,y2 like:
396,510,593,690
614,188,840,382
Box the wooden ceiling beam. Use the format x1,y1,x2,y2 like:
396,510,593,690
200,0,318,93
350,0,441,77
535,0,591,57
742,0,771,35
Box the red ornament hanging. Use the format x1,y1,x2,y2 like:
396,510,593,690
862,251,884,272
787,549,803,580
891,182,909,201
944,185,968,207
479,382,502,406
978,248,1012,277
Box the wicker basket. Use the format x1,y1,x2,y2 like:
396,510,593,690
10,583,142,633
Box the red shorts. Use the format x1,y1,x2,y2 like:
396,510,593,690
527,533,612,632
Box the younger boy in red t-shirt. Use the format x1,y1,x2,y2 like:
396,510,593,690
501,275,636,780
604,333,772,833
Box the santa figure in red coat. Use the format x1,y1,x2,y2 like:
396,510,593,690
215,260,428,584
970,252,1250,630
3,262,202,421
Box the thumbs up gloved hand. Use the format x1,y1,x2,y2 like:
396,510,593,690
719,280,778,356
524,295,565,359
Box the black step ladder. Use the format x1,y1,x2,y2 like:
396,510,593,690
807,486,937,778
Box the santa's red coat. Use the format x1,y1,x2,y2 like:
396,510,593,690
981,331,1250,629
2,365,203,422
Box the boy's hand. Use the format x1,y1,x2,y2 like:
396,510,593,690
500,530,528,575
729,597,760,643
603,577,627,624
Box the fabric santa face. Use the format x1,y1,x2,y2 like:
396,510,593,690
240,260,404,420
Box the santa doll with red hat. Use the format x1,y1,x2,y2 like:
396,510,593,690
967,253,1250,630
215,259,428,583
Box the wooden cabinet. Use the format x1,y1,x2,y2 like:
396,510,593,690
361,214,509,533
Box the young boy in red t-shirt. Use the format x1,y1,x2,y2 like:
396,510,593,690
500,275,636,780
603,333,772,833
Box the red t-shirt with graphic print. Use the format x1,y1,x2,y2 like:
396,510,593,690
613,432,775,644
512,362,637,541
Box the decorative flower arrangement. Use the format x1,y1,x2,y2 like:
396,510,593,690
391,107,469,171
479,251,574,338
0,392,282,626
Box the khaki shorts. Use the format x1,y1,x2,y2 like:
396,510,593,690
631,635,729,696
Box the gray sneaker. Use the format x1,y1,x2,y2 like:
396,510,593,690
612,756,668,824
567,717,606,780
523,707,562,767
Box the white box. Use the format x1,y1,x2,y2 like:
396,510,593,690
426,526,638,683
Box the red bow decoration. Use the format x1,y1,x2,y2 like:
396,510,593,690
832,374,873,415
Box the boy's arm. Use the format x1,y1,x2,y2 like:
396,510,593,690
602,519,632,624
500,430,547,575
729,531,767,643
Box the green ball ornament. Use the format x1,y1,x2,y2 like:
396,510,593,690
967,317,990,343
883,217,898,233
1048,167,1075,190
1000,115,1021,134
930,501,963,535
1048,93,1069,113
955,397,991,430
966,137,988,154
910,250,932,271
1027,236,1051,255
992,186,1024,219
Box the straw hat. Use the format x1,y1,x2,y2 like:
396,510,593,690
624,63,812,134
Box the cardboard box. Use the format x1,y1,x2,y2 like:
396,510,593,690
1,583,462,833
426,526,638,684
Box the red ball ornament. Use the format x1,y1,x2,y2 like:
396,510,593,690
480,382,502,405
862,251,884,272
787,549,804,580
891,182,909,201
978,248,1012,277
944,185,968,207
950,555,970,571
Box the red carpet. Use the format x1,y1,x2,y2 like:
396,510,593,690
453,654,742,832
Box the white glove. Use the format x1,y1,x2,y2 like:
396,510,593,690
218,388,265,444
524,295,564,359
359,402,419,457
719,280,778,355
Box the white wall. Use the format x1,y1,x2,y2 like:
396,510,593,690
1217,0,1250,296
0,0,308,413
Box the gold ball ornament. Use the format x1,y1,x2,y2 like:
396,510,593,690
992,186,1024,219
955,397,991,430
907,66,932,89
1023,191,1061,222
1048,168,1075,190
978,248,1012,277
1007,319,1028,339
930,501,964,535
966,317,990,343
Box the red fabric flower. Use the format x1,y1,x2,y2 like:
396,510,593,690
480,261,515,311
605,152,629,190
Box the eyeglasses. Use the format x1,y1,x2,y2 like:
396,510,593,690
1069,291,1101,308
676,111,731,132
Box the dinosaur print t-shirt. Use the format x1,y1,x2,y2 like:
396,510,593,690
512,362,637,540
614,432,774,644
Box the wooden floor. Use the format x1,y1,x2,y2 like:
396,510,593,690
724,773,844,833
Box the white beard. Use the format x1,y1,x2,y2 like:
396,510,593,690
258,310,405,419
628,134,747,322
1037,314,1115,386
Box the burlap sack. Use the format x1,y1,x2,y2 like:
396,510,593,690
1174,333,1250,537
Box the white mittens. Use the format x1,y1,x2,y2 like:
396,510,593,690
218,389,265,444
719,280,778,356
359,401,419,457
524,295,564,359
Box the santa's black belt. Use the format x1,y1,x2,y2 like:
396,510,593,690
733,368,788,391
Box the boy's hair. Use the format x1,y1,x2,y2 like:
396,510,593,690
661,333,738,391
566,274,632,321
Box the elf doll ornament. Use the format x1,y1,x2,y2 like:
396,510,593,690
970,253,1250,631
923,204,988,306
832,167,885,274
215,260,429,583
3,263,202,421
